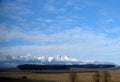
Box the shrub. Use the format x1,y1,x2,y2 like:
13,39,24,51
93,71,101,82
93,71,111,82
22,76,27,79
69,73,77,82
102,71,111,82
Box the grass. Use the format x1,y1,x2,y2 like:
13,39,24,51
0,77,55,82
0,69,120,82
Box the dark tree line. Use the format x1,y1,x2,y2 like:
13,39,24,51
17,64,115,70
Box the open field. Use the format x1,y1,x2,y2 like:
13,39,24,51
0,69,120,82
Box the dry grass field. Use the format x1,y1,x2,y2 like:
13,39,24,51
0,69,120,82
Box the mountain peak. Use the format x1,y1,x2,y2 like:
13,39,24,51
0,54,105,68
36,55,78,62
0,54,103,63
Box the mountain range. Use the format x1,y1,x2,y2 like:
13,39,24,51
0,54,104,68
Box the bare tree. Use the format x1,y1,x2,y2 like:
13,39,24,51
102,71,111,82
69,73,77,82
93,71,101,82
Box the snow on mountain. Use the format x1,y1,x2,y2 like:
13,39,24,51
15,54,38,60
53,55,78,62
0,54,15,61
0,54,102,63
37,56,47,61
0,54,104,68
79,60,103,64
36,55,78,62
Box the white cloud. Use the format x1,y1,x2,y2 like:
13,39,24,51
0,0,32,21
44,4,57,12
0,39,120,58
37,18,53,23
96,18,114,26
105,27,120,34
1,24,120,45
66,0,73,6
43,1,66,14
1,24,120,58
0,25,22,42
58,8,66,14
74,6,82,10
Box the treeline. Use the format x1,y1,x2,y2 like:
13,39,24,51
17,64,115,70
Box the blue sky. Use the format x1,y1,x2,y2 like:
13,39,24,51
0,0,120,65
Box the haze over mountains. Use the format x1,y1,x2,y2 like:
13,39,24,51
0,55,107,68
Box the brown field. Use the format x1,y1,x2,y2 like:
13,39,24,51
0,69,120,82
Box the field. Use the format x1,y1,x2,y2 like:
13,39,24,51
0,69,120,82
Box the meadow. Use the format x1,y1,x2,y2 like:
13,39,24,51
0,69,120,82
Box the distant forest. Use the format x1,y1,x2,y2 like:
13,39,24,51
17,64,115,70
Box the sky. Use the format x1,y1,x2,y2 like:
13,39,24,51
0,0,120,65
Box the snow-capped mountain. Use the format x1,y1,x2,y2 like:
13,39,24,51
0,54,103,68
37,55,78,62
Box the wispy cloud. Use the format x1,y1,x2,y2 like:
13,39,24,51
66,0,73,6
0,39,120,61
43,2,66,14
1,24,120,57
37,18,53,23
58,8,66,14
1,22,120,44
96,18,114,26
0,0,120,64
44,4,57,12
0,24,23,42
0,0,32,21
